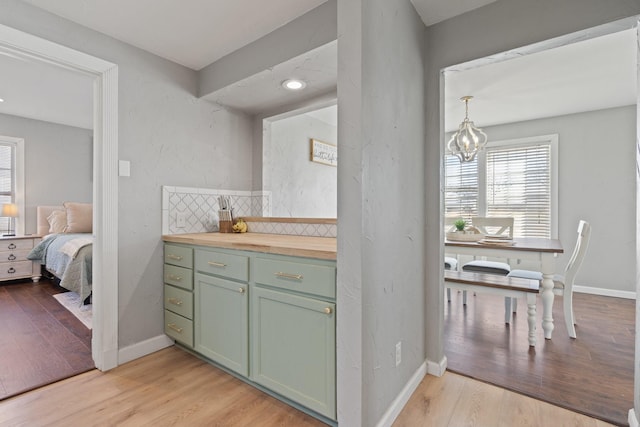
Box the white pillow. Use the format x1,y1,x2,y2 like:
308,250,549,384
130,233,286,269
63,202,92,233
47,210,67,234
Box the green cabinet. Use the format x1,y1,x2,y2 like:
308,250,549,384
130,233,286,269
194,273,248,376
163,244,194,348
251,286,336,419
164,242,336,423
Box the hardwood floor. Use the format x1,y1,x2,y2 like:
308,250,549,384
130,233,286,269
444,290,634,426
0,346,612,427
0,278,94,400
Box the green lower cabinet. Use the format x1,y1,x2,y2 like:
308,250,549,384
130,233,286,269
251,286,336,420
194,273,249,377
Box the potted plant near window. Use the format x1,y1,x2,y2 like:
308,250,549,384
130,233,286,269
446,218,484,241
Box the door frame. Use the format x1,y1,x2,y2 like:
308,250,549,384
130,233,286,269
0,24,119,370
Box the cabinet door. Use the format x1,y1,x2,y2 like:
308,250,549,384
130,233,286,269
194,273,248,376
251,287,336,420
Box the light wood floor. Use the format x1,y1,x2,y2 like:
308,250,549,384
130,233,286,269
0,346,615,426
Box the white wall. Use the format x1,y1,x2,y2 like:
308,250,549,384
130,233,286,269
265,112,337,217
0,113,92,234
338,0,427,424
0,0,254,348
483,106,636,293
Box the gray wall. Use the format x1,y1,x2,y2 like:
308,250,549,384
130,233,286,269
0,1,254,348
265,112,337,218
338,0,426,424
425,0,640,422
0,113,92,234
482,106,636,293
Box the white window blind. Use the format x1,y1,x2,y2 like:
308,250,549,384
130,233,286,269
486,144,551,238
0,143,15,232
444,155,478,222
445,136,555,238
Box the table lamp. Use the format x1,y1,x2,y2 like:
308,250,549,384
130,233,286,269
1,203,18,236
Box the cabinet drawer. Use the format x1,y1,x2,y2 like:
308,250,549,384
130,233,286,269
252,258,336,299
165,310,193,347
164,244,193,268
0,239,34,251
164,264,193,290
0,248,31,262
0,261,35,279
164,284,193,319
195,249,248,282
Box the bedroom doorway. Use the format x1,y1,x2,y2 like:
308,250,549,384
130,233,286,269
0,24,119,372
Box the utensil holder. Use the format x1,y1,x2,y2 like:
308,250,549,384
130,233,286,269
218,209,234,233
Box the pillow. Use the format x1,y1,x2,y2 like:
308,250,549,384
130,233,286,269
63,202,92,233
47,210,67,234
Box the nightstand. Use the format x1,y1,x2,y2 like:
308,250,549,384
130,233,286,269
0,235,42,283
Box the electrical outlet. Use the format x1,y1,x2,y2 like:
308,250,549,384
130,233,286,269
395,341,401,367
176,212,187,228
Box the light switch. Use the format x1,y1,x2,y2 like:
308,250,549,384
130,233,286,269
119,160,131,177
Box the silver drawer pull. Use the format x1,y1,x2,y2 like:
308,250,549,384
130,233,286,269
167,254,183,261
324,307,333,315
168,297,183,306
168,274,182,281
207,261,227,268
238,287,245,294
274,272,303,280
167,323,183,333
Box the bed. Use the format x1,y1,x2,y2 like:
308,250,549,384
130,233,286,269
28,205,93,304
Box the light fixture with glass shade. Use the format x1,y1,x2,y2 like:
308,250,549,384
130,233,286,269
447,96,488,163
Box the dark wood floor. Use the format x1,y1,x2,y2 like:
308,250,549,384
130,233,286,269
445,290,634,427
0,278,94,400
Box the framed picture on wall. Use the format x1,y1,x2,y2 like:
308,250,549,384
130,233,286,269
310,138,337,167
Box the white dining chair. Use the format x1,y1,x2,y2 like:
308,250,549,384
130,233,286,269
506,220,591,338
444,217,463,302
461,216,514,276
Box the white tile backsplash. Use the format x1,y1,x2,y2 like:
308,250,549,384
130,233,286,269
162,185,336,237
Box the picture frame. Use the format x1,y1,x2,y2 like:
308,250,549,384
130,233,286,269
310,138,337,166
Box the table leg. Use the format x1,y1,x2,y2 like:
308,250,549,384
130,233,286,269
527,293,537,347
540,256,555,339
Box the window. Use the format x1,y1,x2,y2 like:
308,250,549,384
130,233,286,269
445,135,558,238
0,136,24,235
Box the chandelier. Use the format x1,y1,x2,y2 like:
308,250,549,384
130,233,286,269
447,96,487,163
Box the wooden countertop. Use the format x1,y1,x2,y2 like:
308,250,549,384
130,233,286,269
162,232,337,260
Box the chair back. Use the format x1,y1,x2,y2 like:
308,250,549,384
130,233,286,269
471,217,514,238
563,220,591,291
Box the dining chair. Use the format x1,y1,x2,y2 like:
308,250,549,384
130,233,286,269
461,217,514,275
506,220,591,338
444,217,463,302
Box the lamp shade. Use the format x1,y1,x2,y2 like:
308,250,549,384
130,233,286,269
1,203,18,218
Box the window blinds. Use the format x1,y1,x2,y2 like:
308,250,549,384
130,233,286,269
445,141,552,238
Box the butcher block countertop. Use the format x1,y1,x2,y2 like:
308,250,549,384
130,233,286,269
162,232,337,260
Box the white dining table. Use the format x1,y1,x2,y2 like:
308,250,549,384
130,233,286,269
445,237,564,339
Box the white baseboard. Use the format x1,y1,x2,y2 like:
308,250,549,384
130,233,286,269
118,334,174,365
574,285,636,300
630,408,639,427
427,356,448,377
375,361,427,427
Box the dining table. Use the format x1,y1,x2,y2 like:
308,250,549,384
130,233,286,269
445,237,564,339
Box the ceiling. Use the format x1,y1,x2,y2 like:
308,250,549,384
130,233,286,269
1,1,636,132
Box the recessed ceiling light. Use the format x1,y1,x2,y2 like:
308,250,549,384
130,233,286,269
0,98,4,103
282,79,306,90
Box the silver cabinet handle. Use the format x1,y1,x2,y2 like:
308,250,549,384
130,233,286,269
274,272,303,280
324,307,333,315
168,274,182,281
238,287,245,294
168,297,183,306
167,323,183,333
167,254,183,261
207,261,227,268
